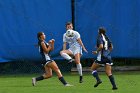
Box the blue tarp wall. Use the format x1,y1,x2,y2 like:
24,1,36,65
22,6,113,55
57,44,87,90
75,0,140,58
0,0,140,62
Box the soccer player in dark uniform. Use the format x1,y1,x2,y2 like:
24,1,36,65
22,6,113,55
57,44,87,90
91,27,118,90
32,32,72,86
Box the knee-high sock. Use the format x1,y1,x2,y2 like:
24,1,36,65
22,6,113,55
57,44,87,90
61,53,72,60
92,70,101,81
59,77,67,85
76,63,83,76
108,75,117,88
36,76,44,81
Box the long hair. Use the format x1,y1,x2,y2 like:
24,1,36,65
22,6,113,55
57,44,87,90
98,27,112,48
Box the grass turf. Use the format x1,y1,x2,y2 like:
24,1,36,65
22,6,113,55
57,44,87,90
0,71,140,93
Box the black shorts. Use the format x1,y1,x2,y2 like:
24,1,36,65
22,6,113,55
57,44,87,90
42,60,54,66
95,56,113,66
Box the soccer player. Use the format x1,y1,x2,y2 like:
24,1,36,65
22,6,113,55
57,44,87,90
91,27,118,90
60,22,88,83
32,32,72,86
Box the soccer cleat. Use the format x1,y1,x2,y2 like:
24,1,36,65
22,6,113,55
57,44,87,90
64,84,73,86
94,80,102,87
32,77,36,86
79,80,83,83
68,59,75,63
79,76,83,83
112,87,118,90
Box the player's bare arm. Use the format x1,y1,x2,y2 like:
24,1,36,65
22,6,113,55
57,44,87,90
109,43,113,51
92,44,103,54
41,42,52,53
49,39,55,51
63,42,67,50
77,38,88,53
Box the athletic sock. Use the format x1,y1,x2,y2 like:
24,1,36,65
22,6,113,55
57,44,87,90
76,63,83,76
108,75,117,88
61,53,72,60
92,70,101,82
36,76,44,81
59,77,67,85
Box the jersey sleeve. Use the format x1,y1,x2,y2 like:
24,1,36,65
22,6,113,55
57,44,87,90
63,33,66,42
75,31,80,39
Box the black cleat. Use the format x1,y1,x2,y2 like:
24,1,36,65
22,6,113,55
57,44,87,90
79,76,83,83
94,81,102,87
112,87,118,90
79,80,83,83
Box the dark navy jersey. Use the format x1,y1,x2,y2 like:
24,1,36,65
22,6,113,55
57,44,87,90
38,40,51,63
96,34,113,65
97,34,112,57
97,34,112,49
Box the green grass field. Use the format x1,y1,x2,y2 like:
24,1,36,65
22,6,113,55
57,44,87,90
0,71,140,93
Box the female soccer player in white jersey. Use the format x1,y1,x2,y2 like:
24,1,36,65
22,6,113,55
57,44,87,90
60,22,88,83
91,27,118,90
32,32,72,86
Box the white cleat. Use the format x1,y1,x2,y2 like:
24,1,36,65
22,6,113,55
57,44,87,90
32,78,36,86
64,84,73,86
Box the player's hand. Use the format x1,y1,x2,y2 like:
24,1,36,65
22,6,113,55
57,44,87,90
83,48,88,53
92,51,98,54
51,39,55,43
49,39,55,44
49,40,52,44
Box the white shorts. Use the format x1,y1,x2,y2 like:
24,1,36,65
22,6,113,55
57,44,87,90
68,46,82,55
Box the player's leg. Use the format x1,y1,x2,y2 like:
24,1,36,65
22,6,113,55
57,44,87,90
105,64,118,90
74,53,83,83
32,65,52,86
91,62,102,87
48,61,72,86
60,50,74,62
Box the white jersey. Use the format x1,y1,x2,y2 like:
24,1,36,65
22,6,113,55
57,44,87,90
63,30,81,48
63,30,82,55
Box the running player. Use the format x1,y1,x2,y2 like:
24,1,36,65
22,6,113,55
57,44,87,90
32,32,72,86
60,22,88,83
91,27,118,90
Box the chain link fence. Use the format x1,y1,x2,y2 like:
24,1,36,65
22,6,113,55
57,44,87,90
0,58,140,74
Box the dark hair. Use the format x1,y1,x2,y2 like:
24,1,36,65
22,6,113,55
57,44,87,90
98,27,106,35
66,22,72,27
37,32,44,40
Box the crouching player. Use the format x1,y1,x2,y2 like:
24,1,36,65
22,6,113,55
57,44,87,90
32,32,72,86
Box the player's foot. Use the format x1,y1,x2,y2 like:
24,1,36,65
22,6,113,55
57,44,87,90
64,84,73,86
94,80,102,87
68,59,75,63
79,76,83,83
32,77,36,86
112,87,118,90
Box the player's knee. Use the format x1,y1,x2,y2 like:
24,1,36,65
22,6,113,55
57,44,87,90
60,51,64,55
44,73,52,79
105,71,112,76
75,59,80,64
